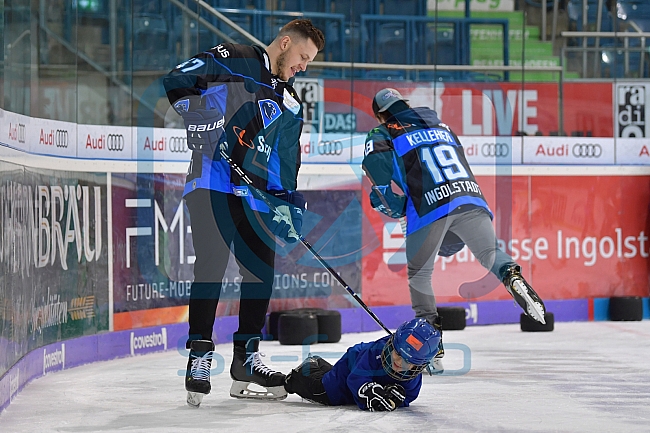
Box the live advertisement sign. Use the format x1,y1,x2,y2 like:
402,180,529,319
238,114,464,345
324,81,561,137
361,172,650,307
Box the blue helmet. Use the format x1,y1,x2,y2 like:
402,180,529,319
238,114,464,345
381,318,441,381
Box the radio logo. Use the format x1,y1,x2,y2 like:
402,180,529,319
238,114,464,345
616,84,647,138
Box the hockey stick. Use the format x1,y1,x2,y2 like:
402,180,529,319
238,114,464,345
220,148,393,335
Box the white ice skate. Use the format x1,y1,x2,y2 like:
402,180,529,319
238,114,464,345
503,265,546,324
186,392,204,408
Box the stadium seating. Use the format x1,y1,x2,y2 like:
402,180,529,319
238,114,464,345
380,0,426,16
54,0,537,81
615,0,650,32
171,15,215,62
329,0,376,24
278,0,325,12
567,0,613,30
132,13,171,70
599,41,649,78
325,20,367,63
212,0,257,8
419,21,460,65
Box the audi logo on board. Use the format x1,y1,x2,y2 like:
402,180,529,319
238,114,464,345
107,134,125,151
317,140,343,155
55,130,68,148
481,143,509,157
85,133,125,151
169,136,189,153
40,129,69,148
8,123,26,143
572,143,602,158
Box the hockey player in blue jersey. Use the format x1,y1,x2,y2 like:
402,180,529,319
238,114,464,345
362,88,546,374
283,318,441,411
163,20,325,407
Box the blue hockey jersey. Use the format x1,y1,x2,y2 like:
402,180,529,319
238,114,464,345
321,335,422,409
163,43,303,211
362,107,493,235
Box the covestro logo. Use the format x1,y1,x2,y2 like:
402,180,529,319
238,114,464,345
130,328,168,356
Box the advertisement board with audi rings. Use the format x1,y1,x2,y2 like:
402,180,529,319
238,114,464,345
522,137,615,164
460,136,522,165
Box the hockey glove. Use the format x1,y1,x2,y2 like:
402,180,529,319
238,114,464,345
370,185,406,219
384,384,406,408
181,108,225,158
357,382,397,412
267,190,306,243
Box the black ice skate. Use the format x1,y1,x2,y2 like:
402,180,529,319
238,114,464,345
428,316,444,375
229,337,287,400
185,339,215,408
502,265,546,324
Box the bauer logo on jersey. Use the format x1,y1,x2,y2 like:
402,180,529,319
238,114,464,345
392,128,457,156
259,99,281,128
283,88,300,114
173,98,190,113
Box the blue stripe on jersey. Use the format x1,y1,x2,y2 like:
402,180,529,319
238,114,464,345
182,155,270,212
406,196,492,235
203,51,284,98
267,134,283,190
392,128,457,157
201,84,228,111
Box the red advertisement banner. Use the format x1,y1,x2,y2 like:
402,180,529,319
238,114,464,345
361,174,650,306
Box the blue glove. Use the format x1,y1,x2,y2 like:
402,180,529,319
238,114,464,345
180,108,225,157
370,185,406,219
267,190,306,243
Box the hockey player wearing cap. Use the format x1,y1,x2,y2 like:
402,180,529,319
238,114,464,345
163,19,325,407
362,88,547,374
283,318,441,411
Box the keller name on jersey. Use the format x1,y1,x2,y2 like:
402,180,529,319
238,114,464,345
393,127,456,156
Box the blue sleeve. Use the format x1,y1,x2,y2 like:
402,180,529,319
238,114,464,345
400,376,423,407
345,348,382,410
362,127,395,188
163,43,260,113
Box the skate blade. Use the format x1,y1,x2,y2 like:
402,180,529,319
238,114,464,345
187,391,205,408
229,381,287,401
513,281,546,324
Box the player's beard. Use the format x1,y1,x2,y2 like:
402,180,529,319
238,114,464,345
274,51,288,81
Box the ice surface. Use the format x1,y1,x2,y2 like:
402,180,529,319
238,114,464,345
2,321,650,432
